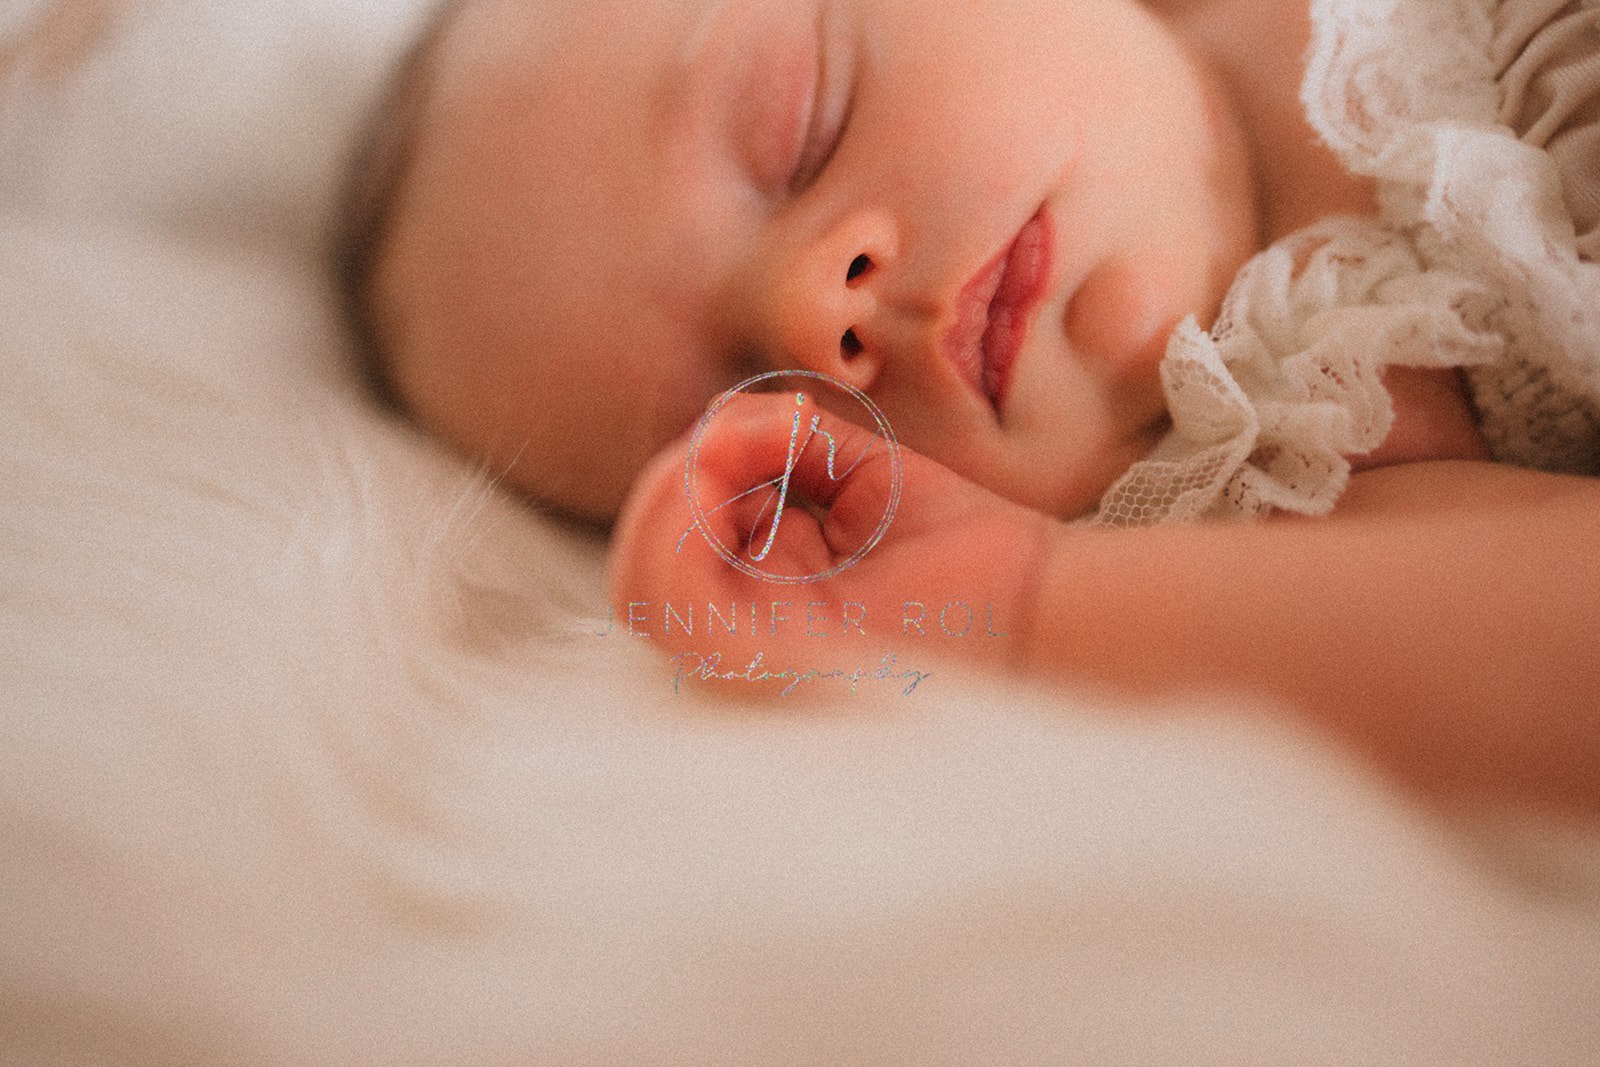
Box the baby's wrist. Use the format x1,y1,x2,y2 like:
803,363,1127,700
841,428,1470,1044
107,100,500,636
1010,516,1075,679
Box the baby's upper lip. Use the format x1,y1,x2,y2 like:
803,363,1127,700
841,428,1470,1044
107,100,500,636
939,206,1052,414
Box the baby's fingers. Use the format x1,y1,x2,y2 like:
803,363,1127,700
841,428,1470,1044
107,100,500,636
682,390,901,584
607,391,856,630
607,387,911,700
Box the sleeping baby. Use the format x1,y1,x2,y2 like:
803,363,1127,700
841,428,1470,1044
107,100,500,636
338,0,1600,811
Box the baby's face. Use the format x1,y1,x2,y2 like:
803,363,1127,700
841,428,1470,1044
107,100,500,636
377,0,1259,523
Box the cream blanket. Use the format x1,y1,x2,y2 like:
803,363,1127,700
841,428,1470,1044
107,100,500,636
4,2,1600,1062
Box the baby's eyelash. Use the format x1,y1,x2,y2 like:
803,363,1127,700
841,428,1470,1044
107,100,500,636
788,11,854,193
789,92,851,193
791,97,849,193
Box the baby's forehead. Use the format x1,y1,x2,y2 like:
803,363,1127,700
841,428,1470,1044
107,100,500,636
424,0,754,141
378,0,764,522
429,0,641,103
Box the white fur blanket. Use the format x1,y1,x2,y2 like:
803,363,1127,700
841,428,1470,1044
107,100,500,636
4,2,1599,1062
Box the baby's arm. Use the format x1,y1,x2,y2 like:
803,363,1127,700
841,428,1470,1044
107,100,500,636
1022,460,1600,814
611,398,1600,813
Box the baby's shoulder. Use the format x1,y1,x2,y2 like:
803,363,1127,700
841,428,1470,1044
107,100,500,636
1335,459,1598,520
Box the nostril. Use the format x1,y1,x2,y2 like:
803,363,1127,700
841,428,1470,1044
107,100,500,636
841,329,863,358
846,254,871,283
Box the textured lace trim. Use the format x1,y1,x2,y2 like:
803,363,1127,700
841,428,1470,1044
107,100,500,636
1090,220,1501,526
1091,0,1600,525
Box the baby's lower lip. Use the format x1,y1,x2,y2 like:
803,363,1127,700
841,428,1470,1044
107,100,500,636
940,207,1053,415
980,207,1051,411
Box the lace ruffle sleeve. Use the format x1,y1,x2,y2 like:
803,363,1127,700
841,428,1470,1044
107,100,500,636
1092,0,1600,526
1090,219,1501,525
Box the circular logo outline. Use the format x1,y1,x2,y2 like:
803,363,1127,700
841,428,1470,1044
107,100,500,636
684,370,902,584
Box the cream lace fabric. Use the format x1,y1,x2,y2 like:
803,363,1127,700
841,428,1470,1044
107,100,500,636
1091,0,1600,526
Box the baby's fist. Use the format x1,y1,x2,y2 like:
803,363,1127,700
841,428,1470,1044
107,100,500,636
608,388,1050,699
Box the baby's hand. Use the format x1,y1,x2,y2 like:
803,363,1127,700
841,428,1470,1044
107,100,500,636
608,392,1052,700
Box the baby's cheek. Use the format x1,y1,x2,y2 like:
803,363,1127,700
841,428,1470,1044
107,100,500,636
1062,255,1181,384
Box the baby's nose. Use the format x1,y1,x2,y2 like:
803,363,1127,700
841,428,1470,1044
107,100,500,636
765,208,897,391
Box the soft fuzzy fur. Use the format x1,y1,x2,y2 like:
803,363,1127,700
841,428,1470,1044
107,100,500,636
3,2,1599,1062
